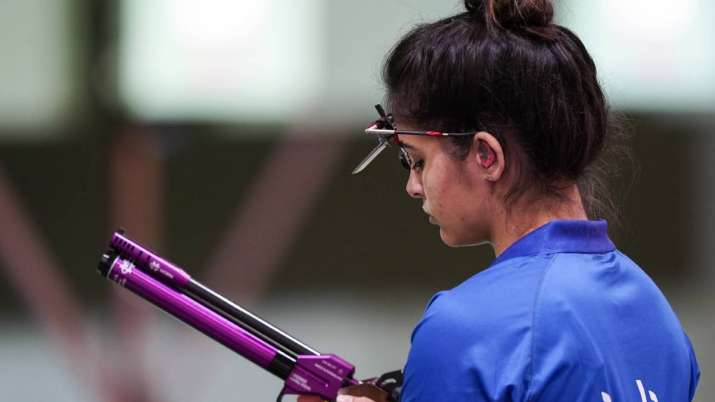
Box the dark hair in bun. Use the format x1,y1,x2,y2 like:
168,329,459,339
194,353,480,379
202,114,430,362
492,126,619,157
383,0,627,219
464,0,556,39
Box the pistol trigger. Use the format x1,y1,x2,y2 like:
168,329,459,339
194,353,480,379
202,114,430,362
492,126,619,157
375,370,404,402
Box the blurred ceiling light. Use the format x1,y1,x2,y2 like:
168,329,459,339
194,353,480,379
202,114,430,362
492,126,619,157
118,0,325,123
560,0,715,112
167,0,265,48
119,0,714,125
606,0,696,37
0,0,77,136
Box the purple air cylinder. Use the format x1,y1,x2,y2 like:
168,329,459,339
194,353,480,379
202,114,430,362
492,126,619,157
108,231,320,359
98,253,357,400
102,255,280,367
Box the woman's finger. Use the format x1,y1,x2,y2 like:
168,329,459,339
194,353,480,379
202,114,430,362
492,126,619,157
338,384,388,402
296,396,325,402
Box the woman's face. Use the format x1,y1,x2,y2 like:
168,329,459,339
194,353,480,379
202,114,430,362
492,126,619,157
397,134,495,247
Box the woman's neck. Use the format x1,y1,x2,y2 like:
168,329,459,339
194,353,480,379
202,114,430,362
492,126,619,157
490,184,588,256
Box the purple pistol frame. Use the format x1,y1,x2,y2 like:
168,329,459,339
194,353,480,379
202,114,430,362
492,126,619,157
97,230,403,402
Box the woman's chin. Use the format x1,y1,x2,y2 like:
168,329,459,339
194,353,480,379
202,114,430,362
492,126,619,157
439,228,462,247
439,228,488,248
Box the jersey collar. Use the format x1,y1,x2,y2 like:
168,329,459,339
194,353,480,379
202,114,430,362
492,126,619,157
491,220,615,266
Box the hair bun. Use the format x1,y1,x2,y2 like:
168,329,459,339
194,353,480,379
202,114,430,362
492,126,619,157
465,0,555,32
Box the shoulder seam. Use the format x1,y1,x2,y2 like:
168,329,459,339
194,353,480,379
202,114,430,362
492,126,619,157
525,253,559,402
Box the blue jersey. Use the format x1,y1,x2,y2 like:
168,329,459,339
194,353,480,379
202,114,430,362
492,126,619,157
401,220,699,402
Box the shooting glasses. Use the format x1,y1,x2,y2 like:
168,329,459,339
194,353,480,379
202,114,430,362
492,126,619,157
351,104,476,174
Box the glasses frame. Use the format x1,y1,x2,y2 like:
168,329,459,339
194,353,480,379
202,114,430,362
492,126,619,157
365,104,476,138
351,104,476,174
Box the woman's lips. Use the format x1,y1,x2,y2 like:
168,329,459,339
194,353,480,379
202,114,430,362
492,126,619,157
423,208,437,225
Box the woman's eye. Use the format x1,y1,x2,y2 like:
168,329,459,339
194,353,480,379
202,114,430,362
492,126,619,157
398,148,424,171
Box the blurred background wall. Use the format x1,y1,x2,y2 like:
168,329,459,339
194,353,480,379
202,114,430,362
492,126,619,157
0,1,712,401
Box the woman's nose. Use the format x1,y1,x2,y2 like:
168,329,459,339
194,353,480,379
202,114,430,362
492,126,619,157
405,171,423,199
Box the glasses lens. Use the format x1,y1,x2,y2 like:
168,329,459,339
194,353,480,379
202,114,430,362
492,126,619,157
398,147,411,170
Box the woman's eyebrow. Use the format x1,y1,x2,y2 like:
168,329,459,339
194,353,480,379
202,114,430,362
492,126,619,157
398,141,418,152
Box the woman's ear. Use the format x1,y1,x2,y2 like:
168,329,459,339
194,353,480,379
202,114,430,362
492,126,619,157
474,132,505,182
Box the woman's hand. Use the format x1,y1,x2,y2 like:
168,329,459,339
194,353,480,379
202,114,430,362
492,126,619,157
296,383,389,402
